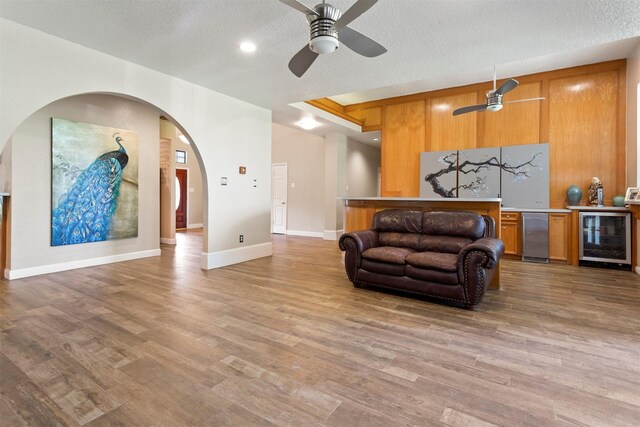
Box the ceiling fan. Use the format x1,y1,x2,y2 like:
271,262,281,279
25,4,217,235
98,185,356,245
278,0,387,77
452,68,545,116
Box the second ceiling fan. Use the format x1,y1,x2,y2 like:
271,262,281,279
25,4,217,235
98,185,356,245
279,0,387,77
453,68,545,116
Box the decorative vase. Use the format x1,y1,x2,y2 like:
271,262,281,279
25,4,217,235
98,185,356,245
566,184,582,206
612,195,625,207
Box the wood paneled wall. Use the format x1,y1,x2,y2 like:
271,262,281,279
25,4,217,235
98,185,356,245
342,60,627,207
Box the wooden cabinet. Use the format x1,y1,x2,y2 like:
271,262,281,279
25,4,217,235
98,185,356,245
500,212,521,256
549,213,569,262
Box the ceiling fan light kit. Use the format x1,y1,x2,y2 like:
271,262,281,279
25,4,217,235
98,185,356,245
279,0,387,77
310,35,339,54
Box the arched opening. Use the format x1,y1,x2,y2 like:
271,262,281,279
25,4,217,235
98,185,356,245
158,117,206,263
0,92,208,279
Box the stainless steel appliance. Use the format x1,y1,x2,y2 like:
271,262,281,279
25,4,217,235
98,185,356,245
522,212,549,263
579,212,631,270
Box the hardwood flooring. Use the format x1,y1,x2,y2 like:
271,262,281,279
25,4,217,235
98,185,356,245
1,230,639,426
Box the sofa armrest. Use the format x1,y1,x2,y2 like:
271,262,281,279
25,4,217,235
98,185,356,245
457,238,505,308
338,230,379,283
338,230,379,253
458,237,504,269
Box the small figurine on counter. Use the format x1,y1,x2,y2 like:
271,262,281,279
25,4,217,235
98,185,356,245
588,177,603,206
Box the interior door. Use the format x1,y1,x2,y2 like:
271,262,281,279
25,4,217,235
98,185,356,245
271,163,287,234
176,169,188,229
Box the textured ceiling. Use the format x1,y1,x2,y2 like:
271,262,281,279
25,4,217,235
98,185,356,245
1,0,639,131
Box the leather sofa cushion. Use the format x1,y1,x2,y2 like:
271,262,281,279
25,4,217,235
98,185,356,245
373,210,422,233
419,235,472,254
422,211,485,239
361,259,406,276
405,251,457,272
362,246,415,265
405,265,459,285
379,232,421,250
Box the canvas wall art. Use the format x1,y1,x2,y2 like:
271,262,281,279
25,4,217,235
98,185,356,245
501,143,549,208
420,150,458,198
457,147,501,198
51,118,139,246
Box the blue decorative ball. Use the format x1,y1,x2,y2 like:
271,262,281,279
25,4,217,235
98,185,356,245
566,185,582,206
612,195,625,207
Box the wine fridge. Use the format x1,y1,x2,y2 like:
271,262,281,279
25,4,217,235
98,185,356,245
579,212,631,270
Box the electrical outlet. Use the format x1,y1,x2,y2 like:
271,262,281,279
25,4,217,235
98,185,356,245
239,235,244,243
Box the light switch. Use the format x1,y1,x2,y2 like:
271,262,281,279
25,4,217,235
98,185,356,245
189,188,195,193
291,182,296,188
221,177,227,185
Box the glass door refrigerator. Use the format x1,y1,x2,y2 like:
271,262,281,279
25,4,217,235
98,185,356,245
579,212,631,270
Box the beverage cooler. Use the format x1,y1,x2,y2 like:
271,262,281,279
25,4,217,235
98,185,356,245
579,212,631,270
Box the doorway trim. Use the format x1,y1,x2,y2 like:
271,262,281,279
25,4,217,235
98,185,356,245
176,166,189,230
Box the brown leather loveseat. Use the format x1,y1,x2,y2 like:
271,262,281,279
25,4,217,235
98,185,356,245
339,209,504,309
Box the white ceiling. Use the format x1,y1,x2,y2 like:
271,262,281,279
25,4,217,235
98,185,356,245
1,0,639,139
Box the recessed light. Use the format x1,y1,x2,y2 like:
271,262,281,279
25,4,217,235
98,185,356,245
373,138,379,141
240,41,256,53
296,117,320,130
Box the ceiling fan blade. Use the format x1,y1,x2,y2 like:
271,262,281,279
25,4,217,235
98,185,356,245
494,78,518,96
504,97,546,104
334,0,378,32
288,45,319,77
453,104,488,116
277,0,318,16
339,26,387,57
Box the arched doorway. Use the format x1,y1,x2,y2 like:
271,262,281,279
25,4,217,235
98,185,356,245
0,93,208,279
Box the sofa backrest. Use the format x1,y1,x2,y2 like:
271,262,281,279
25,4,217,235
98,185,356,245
373,210,422,233
373,210,422,250
371,209,489,251
422,211,485,240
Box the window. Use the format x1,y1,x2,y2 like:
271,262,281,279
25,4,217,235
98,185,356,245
176,150,187,164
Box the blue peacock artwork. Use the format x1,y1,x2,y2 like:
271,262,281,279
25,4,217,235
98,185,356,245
51,118,139,246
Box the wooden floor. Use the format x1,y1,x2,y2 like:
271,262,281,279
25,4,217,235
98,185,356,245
1,231,639,426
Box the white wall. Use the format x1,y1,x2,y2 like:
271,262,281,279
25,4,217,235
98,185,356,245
0,18,272,274
347,139,381,197
6,95,160,277
271,123,325,236
0,139,11,193
324,132,347,239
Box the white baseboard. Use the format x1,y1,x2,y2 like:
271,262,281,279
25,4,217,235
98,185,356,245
187,223,203,229
4,249,161,280
201,242,272,270
323,229,344,241
286,230,323,238
636,266,640,275
160,237,176,245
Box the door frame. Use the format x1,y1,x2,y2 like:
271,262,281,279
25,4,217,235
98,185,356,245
176,166,189,229
271,163,288,234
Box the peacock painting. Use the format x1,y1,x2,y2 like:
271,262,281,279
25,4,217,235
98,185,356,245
51,118,139,246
